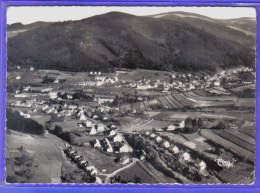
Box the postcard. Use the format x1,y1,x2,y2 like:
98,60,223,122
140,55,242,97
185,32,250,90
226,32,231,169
4,6,256,184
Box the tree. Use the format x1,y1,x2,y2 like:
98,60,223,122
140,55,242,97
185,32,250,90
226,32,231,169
217,122,226,130
197,118,203,128
134,175,141,183
6,175,18,183
53,125,63,136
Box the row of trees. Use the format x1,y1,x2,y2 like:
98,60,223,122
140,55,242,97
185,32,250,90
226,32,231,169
51,125,77,145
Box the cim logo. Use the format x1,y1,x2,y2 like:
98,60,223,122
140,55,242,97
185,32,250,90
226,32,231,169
214,158,236,168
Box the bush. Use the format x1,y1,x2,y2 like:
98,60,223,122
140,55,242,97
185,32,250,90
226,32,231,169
15,169,34,179
14,154,33,167
6,175,18,183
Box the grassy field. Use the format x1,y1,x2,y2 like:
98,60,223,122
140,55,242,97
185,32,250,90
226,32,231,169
6,130,67,183
119,69,171,82
116,161,159,183
6,150,52,183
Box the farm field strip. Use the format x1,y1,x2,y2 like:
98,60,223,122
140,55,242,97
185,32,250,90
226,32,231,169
181,133,201,141
166,95,183,109
193,89,213,97
161,96,174,109
179,93,196,106
168,94,184,108
225,129,255,145
182,92,200,102
201,129,254,162
171,94,188,107
238,129,256,138
235,98,255,107
191,90,237,101
157,97,169,109
164,95,179,109
214,130,255,153
159,96,172,109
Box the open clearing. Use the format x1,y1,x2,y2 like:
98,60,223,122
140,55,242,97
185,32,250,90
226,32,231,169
6,130,67,183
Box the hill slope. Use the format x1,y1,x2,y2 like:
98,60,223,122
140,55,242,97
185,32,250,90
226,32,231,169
7,11,256,72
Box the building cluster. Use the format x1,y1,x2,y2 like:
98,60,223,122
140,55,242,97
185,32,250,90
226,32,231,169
78,72,119,87
141,131,207,171
93,127,133,154
65,146,102,184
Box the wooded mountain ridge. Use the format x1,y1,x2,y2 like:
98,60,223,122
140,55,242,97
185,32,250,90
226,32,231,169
7,11,256,73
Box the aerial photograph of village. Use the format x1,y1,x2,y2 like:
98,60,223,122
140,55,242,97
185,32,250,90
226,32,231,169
5,6,256,184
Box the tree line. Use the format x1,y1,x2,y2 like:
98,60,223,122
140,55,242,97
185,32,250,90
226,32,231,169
6,108,45,135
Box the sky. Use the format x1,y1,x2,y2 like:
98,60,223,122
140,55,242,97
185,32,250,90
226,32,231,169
6,6,256,25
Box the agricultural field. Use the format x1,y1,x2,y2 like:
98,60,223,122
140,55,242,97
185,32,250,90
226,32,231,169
200,129,255,162
214,130,255,153
126,88,242,111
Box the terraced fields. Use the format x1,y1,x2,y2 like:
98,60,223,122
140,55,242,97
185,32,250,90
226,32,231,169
121,87,252,111
201,129,255,162
145,90,238,110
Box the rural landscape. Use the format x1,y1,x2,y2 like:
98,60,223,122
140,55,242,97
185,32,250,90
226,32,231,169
5,8,256,184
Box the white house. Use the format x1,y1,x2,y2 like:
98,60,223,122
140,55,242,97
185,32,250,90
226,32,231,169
145,131,150,136
170,145,179,154
167,125,176,131
89,125,97,135
118,155,130,164
194,160,207,170
85,121,92,128
150,133,156,138
16,76,21,80
136,84,152,90
54,79,59,84
113,133,123,142
30,66,34,71
214,81,221,86
79,114,87,121
92,115,98,119
119,144,133,153
163,140,170,148
109,129,116,136
97,124,105,132
156,136,162,143
49,92,57,99
110,125,116,129
95,176,102,184
178,121,185,128
182,152,191,161
94,139,102,148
